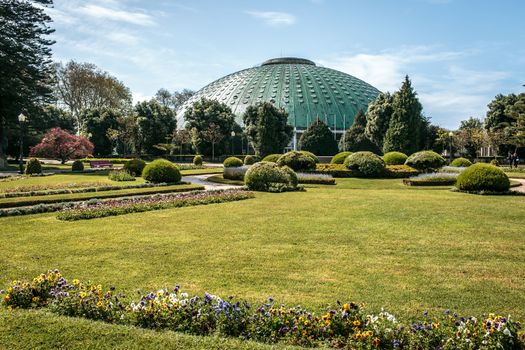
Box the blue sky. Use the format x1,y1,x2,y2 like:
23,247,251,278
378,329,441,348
47,0,525,129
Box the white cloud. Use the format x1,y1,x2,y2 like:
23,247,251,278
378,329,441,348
78,4,155,26
246,11,296,26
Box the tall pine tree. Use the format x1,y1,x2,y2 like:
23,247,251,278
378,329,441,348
339,110,381,153
364,92,394,150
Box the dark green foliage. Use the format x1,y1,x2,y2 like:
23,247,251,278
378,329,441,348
83,108,122,156
243,155,256,165
243,102,293,157
223,157,243,167
71,160,84,172
383,152,408,165
276,151,316,172
244,162,298,192
365,92,394,149
405,151,446,172
384,165,419,178
135,100,177,155
184,98,234,157
484,94,518,131
24,158,42,175
142,159,181,183
261,154,281,162
343,151,385,177
490,159,500,166
298,119,338,156
339,110,381,153
456,163,510,192
330,151,352,164
108,170,136,182
193,155,203,166
299,150,319,163
123,159,146,176
315,163,354,177
450,157,473,167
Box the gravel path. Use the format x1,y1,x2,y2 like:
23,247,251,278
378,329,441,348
510,178,525,193
182,174,241,190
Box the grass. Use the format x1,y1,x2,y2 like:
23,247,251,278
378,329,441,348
1,177,524,348
180,168,223,176
506,172,525,179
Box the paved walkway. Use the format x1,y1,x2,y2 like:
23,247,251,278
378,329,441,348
510,178,525,193
182,174,241,191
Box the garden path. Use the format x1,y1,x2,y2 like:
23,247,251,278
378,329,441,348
181,174,241,191
510,178,525,193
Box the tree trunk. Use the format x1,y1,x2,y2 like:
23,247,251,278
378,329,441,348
212,142,215,161
0,117,6,169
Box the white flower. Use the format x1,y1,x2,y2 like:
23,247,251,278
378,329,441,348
503,328,512,337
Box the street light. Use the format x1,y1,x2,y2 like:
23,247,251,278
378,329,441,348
18,113,27,174
230,130,236,155
448,131,454,164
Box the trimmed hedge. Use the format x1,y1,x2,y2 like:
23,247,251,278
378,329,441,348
405,151,446,172
193,155,203,166
299,150,319,163
71,160,84,172
244,155,256,165
244,162,299,192
383,152,408,166
261,154,281,163
223,157,243,168
276,151,316,172
344,151,385,177
108,170,136,182
450,157,472,167
142,159,181,183
330,151,352,164
384,165,419,178
315,163,353,177
123,158,146,176
223,166,249,181
456,163,510,192
24,158,42,175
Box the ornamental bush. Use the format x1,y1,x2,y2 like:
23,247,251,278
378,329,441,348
490,158,500,166
223,166,249,181
383,151,408,165
71,160,84,172
330,151,352,164
450,157,472,167
193,155,203,166
299,151,319,163
24,158,42,175
276,151,316,172
123,158,146,176
142,159,181,183
244,155,256,165
244,161,298,192
108,170,136,182
223,157,243,167
344,151,385,177
456,163,510,192
261,154,281,162
405,150,446,172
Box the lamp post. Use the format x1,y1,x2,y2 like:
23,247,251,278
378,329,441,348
18,113,27,174
230,130,236,155
448,131,454,164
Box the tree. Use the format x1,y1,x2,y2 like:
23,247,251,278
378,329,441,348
82,108,122,156
383,76,425,154
184,98,234,156
172,129,192,156
298,119,337,155
155,88,195,110
456,117,484,158
30,127,93,163
484,94,517,131
135,100,177,155
54,60,132,133
339,110,381,153
243,101,292,157
365,92,394,149
199,123,224,161
0,0,55,168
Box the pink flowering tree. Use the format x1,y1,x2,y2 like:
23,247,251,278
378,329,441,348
30,128,94,164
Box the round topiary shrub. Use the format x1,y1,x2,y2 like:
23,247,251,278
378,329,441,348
405,151,446,172
261,154,281,162
223,156,243,168
123,158,146,176
244,161,297,192
71,160,84,172
193,155,203,166
244,155,256,165
456,163,510,192
344,151,385,177
24,158,42,175
383,151,408,166
276,151,316,172
299,151,319,163
331,151,352,164
450,157,472,167
142,159,181,183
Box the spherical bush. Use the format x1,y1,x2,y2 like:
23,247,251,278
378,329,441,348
244,161,296,192
276,151,316,172
193,155,203,166
24,158,42,175
244,155,256,165
279,165,298,187
142,159,181,183
299,151,319,163
450,157,472,167
223,156,243,167
123,158,146,176
383,151,408,166
344,151,385,177
261,154,281,163
456,163,510,192
405,151,446,172
331,151,352,164
71,160,84,172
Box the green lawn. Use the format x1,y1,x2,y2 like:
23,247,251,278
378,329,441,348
1,177,524,348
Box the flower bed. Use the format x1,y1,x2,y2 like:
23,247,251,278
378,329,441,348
296,173,336,185
315,163,354,177
56,189,255,221
2,270,524,349
403,172,458,186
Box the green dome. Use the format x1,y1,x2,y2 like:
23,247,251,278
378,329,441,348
178,57,381,132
